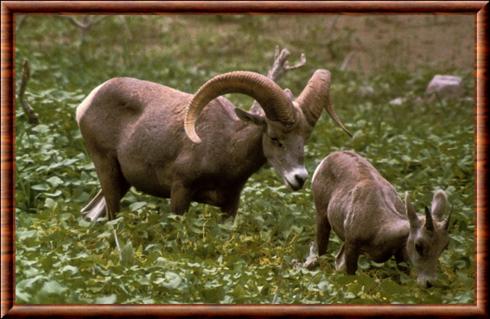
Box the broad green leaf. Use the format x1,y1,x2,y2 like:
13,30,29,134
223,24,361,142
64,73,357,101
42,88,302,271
17,230,36,240
44,198,57,209
96,294,117,304
46,176,64,187
31,184,49,191
39,280,67,295
61,265,79,275
129,201,147,212
120,240,135,266
32,124,50,133
154,272,183,289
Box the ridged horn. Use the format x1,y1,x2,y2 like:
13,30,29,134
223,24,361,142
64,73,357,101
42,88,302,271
184,71,295,143
295,69,352,137
424,206,434,232
405,192,419,230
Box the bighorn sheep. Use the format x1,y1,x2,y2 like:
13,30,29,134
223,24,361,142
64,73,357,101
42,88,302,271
307,151,451,287
77,52,351,221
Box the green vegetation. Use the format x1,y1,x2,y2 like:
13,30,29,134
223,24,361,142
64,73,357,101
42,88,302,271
15,15,474,304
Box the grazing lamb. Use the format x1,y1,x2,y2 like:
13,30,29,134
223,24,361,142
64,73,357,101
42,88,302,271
308,151,451,287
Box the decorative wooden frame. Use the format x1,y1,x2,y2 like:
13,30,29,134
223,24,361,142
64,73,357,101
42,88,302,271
1,1,487,317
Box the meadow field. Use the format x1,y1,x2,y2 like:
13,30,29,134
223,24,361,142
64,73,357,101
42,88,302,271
15,15,474,304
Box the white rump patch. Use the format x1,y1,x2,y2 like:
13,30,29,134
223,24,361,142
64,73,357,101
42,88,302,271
76,83,106,125
312,158,327,184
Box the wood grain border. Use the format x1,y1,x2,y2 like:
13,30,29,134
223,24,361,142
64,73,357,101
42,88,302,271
1,1,488,318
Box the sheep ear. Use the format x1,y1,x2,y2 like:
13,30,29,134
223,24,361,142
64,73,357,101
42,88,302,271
235,108,265,126
431,190,449,221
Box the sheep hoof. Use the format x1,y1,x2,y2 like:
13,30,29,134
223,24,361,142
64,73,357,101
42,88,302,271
303,255,319,269
303,242,320,269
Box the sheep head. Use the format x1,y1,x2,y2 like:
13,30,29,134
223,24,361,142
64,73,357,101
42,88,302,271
184,71,308,190
404,191,451,287
184,70,351,191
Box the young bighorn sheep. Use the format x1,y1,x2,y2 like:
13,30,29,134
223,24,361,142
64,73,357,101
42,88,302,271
308,151,451,287
77,62,351,221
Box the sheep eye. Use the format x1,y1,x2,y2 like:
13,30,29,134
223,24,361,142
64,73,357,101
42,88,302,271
270,137,283,147
415,242,424,256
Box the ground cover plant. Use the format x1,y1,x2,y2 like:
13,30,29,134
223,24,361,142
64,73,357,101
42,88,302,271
15,15,474,304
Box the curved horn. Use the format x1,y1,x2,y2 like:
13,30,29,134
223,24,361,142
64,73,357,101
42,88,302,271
184,71,295,143
424,206,434,232
295,69,352,137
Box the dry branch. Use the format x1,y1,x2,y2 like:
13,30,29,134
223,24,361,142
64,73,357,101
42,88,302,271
16,15,28,32
266,46,306,80
340,51,355,71
63,16,106,43
17,59,39,125
65,16,106,31
250,47,306,115
326,16,340,36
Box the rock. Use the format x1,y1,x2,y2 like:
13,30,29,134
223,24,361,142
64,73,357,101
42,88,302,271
358,84,375,97
425,75,463,98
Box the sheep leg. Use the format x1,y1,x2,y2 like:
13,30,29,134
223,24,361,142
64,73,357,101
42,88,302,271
395,249,410,274
170,182,192,214
303,213,330,269
100,176,129,220
220,189,242,218
335,244,346,271
336,243,360,274
91,155,129,220
316,213,331,256
343,243,360,275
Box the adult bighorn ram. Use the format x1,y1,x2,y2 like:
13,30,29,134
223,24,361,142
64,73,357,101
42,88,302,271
77,54,351,221
306,151,451,287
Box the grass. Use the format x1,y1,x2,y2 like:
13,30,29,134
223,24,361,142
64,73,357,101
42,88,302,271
14,15,475,304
